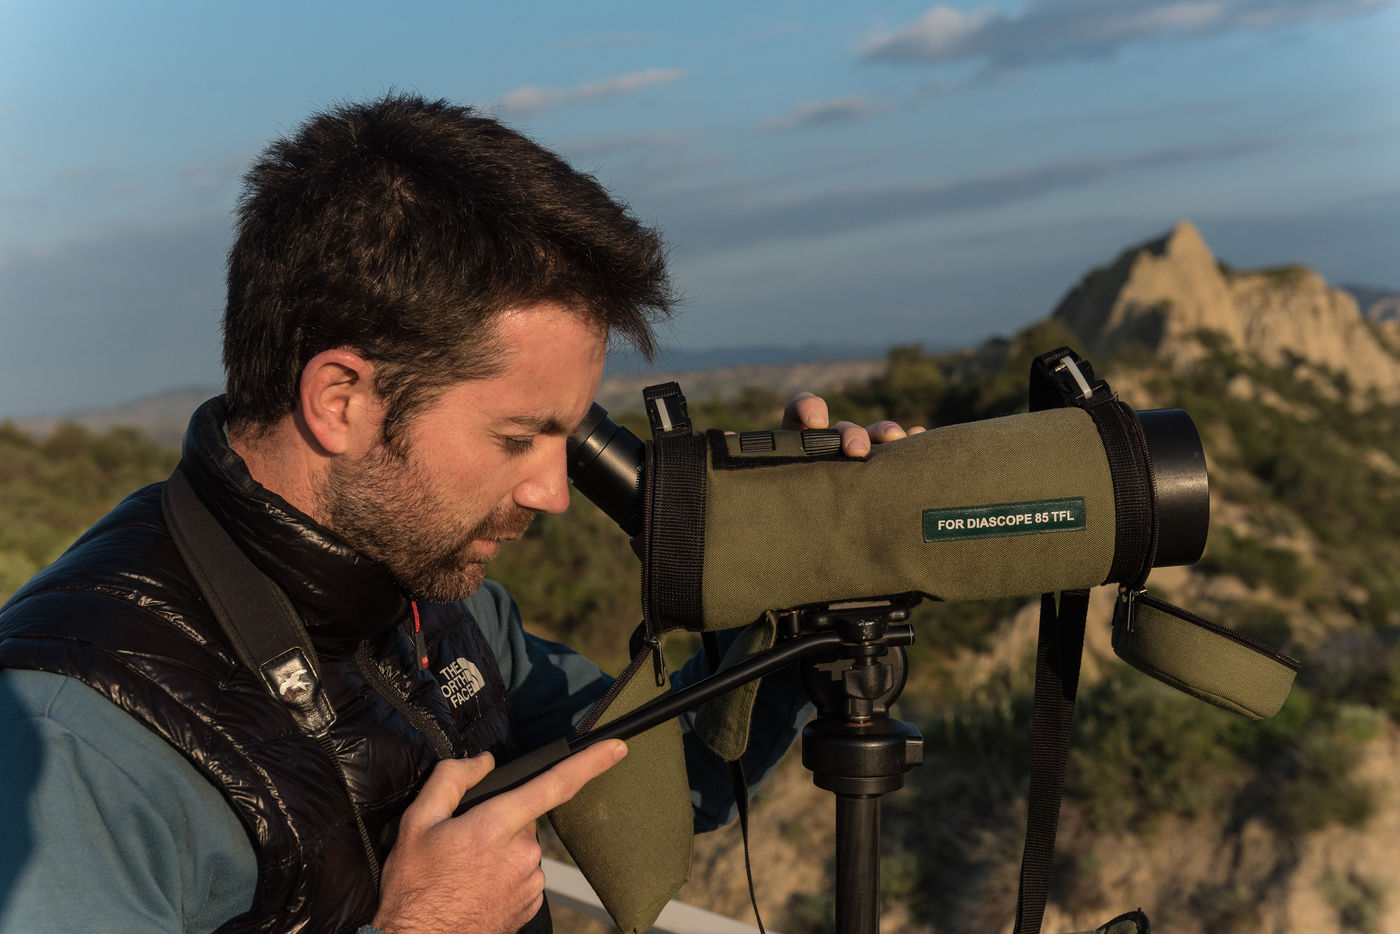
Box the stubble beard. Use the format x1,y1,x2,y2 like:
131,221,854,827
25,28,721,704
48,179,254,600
318,443,534,604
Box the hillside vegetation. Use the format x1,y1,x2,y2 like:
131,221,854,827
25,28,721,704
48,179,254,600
5,225,1400,933
0,422,179,598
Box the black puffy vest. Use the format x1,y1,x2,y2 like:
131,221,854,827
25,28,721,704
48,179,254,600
0,399,521,932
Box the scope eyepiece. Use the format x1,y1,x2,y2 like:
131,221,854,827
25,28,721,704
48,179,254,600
567,404,645,538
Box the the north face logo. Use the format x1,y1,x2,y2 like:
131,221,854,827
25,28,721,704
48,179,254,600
440,656,486,708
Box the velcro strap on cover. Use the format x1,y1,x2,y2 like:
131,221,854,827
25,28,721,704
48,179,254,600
1083,401,1156,588
642,433,708,633
1030,347,1156,589
1112,590,1300,720
549,642,693,933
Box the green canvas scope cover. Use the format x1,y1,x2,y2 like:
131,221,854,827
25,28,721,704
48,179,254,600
642,402,1167,634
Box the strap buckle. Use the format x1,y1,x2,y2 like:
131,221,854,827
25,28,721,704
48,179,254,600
644,382,692,439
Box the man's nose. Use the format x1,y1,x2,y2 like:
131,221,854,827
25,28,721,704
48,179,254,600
514,450,571,516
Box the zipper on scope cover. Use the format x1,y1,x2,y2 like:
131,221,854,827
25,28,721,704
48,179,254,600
1120,588,1301,670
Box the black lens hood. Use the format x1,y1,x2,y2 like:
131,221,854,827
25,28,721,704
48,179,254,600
1138,408,1209,568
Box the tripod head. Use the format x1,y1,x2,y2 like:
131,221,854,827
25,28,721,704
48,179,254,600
786,596,917,722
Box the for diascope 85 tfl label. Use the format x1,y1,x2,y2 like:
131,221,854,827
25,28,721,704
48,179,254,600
923,498,1086,543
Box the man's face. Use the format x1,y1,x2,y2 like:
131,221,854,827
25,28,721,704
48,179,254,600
319,303,607,602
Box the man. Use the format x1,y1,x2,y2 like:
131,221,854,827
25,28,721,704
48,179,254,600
0,95,912,933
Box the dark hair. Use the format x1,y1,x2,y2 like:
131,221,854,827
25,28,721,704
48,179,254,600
223,93,675,442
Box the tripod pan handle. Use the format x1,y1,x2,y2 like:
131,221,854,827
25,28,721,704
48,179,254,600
454,738,574,814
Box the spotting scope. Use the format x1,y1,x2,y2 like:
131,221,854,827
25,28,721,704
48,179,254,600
567,348,1209,635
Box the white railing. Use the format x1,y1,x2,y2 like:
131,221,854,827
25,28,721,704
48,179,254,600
543,858,771,934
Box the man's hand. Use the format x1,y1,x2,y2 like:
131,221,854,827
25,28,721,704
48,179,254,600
372,741,627,934
781,392,926,456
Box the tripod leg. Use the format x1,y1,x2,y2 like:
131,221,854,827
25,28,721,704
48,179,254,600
835,794,881,934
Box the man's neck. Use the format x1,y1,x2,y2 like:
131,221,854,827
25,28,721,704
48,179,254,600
227,417,327,523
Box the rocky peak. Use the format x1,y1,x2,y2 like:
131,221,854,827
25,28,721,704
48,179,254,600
1052,221,1400,403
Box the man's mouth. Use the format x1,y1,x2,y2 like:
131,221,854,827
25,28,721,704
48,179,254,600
470,535,521,560
463,513,533,563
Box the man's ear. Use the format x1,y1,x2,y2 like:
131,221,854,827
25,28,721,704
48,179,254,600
298,350,381,455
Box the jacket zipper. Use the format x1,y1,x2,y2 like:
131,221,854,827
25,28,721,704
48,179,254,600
311,727,382,892
355,638,457,759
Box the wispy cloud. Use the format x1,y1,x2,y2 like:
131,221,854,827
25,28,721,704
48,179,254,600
498,68,686,114
763,96,890,132
563,130,699,160
861,0,1396,69
668,137,1275,253
177,150,255,204
559,130,724,193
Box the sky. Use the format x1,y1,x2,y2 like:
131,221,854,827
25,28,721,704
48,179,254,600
1,0,1397,418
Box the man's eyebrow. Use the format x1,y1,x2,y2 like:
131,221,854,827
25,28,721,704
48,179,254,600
500,413,572,434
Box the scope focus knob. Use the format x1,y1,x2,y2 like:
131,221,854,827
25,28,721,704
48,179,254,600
801,429,842,456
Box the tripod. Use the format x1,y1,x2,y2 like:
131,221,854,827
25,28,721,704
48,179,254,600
456,597,926,933
789,598,922,934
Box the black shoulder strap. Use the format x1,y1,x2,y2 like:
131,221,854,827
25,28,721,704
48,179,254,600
1012,589,1089,934
1011,347,1120,933
161,464,336,736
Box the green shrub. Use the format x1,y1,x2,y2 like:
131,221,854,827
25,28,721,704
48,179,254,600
1192,881,1263,931
782,892,834,934
0,422,178,603
488,506,641,671
828,343,947,428
1324,870,1390,934
1197,528,1309,598
1068,674,1241,832
1228,600,1294,650
1226,692,1378,835
878,691,1035,924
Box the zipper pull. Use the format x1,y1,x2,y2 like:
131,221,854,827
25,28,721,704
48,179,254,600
1114,585,1143,633
648,631,666,687
410,600,429,670
627,619,667,687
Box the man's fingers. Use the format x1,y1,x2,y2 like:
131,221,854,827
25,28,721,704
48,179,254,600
832,420,871,456
867,420,909,443
401,753,496,830
831,419,927,456
782,392,828,431
785,392,926,453
492,740,627,831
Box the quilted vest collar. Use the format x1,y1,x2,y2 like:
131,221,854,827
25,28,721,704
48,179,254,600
179,396,409,656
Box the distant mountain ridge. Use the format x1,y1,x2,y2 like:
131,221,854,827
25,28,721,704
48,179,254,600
12,225,1399,441
10,387,217,448
7,346,895,446
1342,283,1400,323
